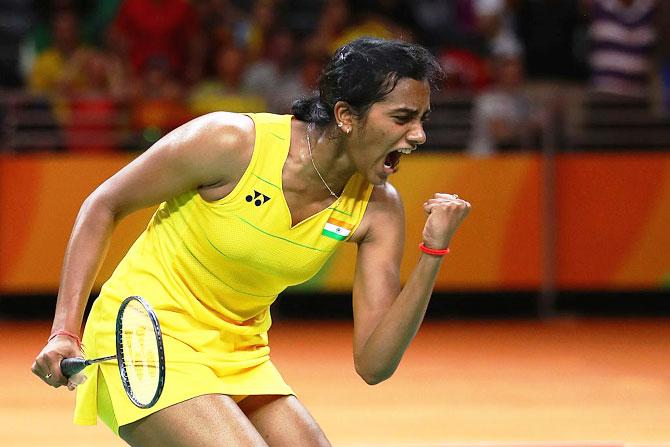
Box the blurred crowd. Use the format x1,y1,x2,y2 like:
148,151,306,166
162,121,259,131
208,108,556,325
0,0,667,154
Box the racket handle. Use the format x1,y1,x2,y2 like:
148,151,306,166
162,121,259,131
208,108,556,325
61,357,87,377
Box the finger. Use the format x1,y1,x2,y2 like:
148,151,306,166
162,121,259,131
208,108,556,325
424,200,456,213
424,197,467,208
43,365,62,388
40,368,60,388
425,198,462,206
424,204,471,219
434,193,461,200
31,360,42,376
425,202,452,214
67,373,87,391
32,358,57,385
425,199,470,210
43,352,68,387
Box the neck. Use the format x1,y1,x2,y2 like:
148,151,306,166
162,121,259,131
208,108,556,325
297,122,355,199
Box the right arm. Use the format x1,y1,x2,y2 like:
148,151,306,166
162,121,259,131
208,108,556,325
31,112,255,387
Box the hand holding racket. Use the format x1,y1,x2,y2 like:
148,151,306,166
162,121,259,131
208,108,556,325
33,329,85,391
33,296,166,409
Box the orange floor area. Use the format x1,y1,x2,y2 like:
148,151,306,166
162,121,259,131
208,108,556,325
2,318,670,446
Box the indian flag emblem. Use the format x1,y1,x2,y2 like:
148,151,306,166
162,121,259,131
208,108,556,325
322,217,353,241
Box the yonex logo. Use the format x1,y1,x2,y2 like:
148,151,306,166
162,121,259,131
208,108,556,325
246,190,271,206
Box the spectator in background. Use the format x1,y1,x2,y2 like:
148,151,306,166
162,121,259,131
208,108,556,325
28,0,89,54
235,0,279,62
130,55,184,103
24,8,86,153
304,0,351,58
57,39,130,153
26,1,122,63
588,0,656,99
5,3,88,153
415,0,490,92
473,0,524,58
655,0,670,111
110,0,204,86
515,0,589,81
194,0,246,79
300,54,328,91
188,45,266,115
79,0,123,47
406,0,483,52
306,0,410,57
352,0,421,40
129,56,192,150
58,46,128,100
28,9,86,95
438,46,490,92
243,28,306,113
0,0,33,88
467,47,541,156
330,2,410,52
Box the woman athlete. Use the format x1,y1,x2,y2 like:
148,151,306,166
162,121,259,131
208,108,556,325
32,38,471,446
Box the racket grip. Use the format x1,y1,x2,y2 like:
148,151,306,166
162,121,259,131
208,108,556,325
61,357,87,377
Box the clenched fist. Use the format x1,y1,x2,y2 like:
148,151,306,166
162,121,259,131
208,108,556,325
422,193,471,250
32,335,87,390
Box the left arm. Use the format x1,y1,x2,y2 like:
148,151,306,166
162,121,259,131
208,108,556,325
351,186,470,384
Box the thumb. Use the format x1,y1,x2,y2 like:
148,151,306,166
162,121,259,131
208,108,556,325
67,372,87,391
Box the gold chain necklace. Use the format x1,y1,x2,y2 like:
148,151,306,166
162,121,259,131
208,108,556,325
306,123,339,199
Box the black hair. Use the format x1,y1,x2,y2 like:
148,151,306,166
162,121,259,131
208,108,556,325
292,37,444,126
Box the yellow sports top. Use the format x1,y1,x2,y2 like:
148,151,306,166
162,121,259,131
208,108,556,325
74,112,374,431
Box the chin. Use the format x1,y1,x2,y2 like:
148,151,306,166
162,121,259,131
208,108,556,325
361,166,390,186
371,175,389,186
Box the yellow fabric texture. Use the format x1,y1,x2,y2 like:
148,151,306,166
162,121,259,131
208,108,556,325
73,113,374,432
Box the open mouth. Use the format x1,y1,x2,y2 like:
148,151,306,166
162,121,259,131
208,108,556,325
384,150,402,170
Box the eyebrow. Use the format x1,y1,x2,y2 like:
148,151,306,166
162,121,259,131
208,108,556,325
390,107,432,118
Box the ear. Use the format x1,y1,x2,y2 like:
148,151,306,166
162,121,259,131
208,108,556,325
333,101,354,131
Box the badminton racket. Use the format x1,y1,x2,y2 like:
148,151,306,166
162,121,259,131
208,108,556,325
60,295,166,408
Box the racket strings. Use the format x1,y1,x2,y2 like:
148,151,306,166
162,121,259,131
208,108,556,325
120,300,161,406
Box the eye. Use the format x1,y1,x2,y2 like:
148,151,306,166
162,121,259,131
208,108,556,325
392,116,411,124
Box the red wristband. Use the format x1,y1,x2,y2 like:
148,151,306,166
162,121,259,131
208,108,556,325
48,329,82,349
419,242,450,256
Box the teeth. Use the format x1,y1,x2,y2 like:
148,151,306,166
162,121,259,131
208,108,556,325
398,148,413,154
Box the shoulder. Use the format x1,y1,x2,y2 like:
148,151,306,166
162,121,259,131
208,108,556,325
176,112,254,147
350,182,404,244
133,112,256,189
369,181,403,211
161,112,254,162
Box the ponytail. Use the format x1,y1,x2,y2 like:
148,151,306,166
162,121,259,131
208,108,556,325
291,95,333,126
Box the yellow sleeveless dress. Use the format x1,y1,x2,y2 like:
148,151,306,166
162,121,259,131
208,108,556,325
73,113,374,433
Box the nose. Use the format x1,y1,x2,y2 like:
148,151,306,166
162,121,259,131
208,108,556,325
407,121,426,146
